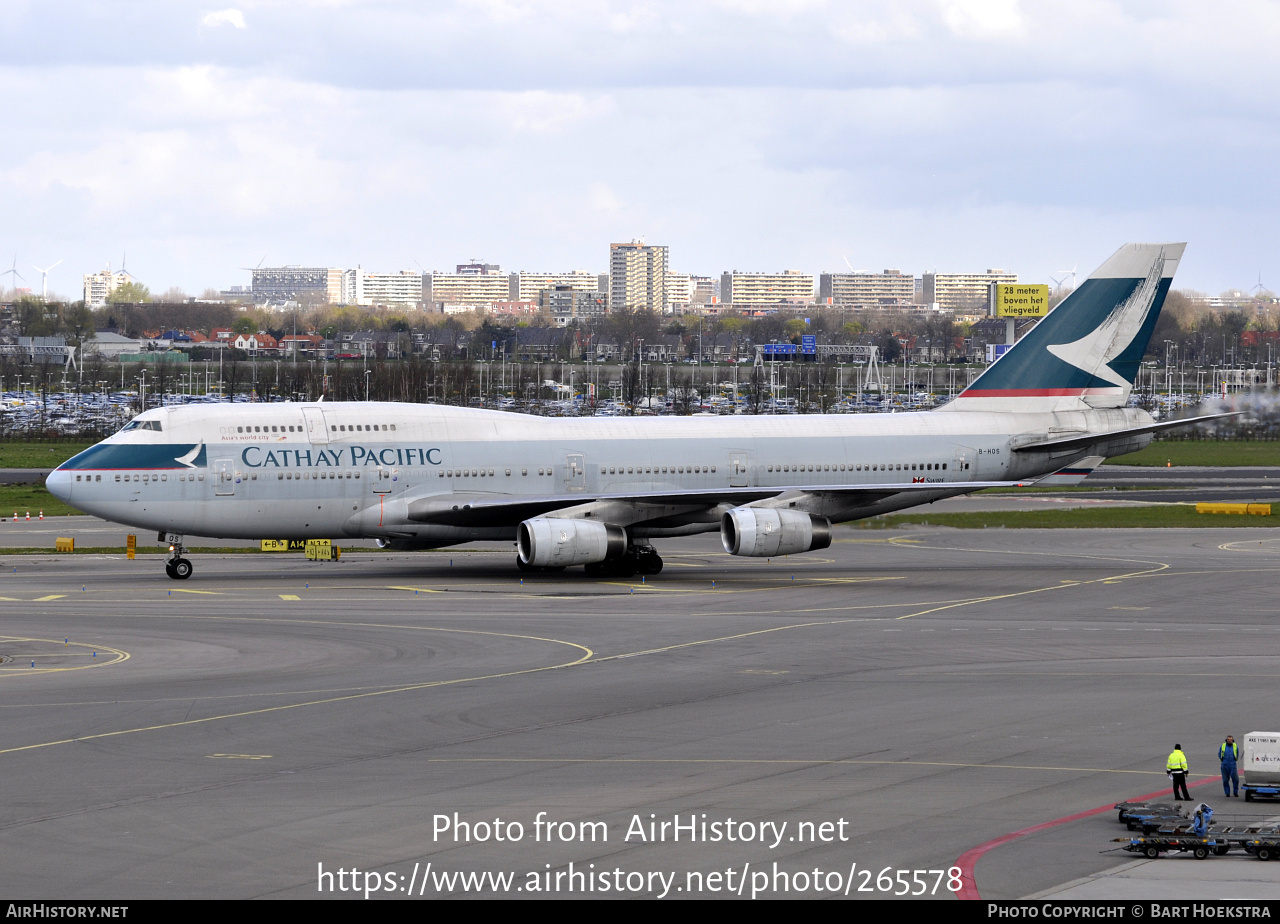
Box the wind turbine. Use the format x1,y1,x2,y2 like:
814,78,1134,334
1050,264,1078,293
1,255,26,294
32,260,62,300
1250,272,1269,297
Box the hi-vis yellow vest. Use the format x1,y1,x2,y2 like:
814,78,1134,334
1167,750,1188,772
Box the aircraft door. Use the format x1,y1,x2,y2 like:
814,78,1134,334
729,451,749,487
565,453,585,492
372,467,393,495
303,407,330,444
213,459,235,496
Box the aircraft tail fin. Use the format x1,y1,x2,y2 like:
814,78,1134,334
953,243,1185,413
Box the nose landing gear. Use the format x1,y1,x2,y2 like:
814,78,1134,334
162,534,192,580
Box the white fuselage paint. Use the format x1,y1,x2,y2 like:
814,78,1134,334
46,401,1150,545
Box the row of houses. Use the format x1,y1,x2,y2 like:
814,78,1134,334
58,321,1027,367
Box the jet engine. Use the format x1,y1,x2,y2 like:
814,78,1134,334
517,517,627,568
720,507,831,557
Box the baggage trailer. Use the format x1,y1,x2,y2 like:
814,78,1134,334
1241,731,1280,802
1121,833,1221,860
1244,833,1280,860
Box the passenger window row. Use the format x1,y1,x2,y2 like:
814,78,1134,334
274,472,360,480
601,466,716,475
437,468,550,477
766,463,952,473
230,423,398,434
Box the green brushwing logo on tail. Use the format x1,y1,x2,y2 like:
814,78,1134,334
960,248,1173,399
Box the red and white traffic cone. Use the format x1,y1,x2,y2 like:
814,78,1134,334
38,511,43,520
25,512,30,521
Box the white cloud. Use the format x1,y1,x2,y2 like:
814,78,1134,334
4,3,1280,292
589,183,624,213
200,9,246,29
936,0,1023,38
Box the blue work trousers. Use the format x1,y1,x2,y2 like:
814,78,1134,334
1222,765,1239,796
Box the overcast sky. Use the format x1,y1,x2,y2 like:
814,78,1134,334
2,0,1279,299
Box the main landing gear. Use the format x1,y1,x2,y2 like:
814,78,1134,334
584,545,663,578
162,534,193,580
515,545,664,577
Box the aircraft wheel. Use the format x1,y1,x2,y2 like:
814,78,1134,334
165,561,177,579
637,550,663,574
171,559,193,580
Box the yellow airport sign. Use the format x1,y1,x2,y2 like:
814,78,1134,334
994,284,1050,318
261,539,308,552
305,539,340,561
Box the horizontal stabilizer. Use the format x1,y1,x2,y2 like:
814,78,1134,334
1012,413,1239,454
1030,455,1106,486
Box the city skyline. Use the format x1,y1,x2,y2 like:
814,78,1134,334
4,3,1280,298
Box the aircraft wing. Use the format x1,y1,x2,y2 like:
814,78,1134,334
404,480,1022,527
1012,412,1240,455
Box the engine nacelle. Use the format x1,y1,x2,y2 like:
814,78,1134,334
517,518,627,568
721,507,832,557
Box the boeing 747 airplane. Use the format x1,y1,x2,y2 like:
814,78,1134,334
47,243,1221,580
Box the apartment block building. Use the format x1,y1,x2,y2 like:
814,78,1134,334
82,269,136,308
510,271,602,302
252,266,344,304
424,270,511,307
340,268,423,306
609,240,668,313
921,270,1018,312
540,285,608,324
818,270,916,308
720,270,815,308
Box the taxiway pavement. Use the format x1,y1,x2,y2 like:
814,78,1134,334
2,528,1279,899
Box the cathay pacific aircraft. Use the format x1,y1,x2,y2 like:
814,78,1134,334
47,243,1220,580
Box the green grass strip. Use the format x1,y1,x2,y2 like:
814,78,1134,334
1110,441,1280,467
0,441,94,469
858,505,1278,529
0,485,79,517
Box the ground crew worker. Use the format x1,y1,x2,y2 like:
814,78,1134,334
1219,735,1240,798
1167,743,1190,801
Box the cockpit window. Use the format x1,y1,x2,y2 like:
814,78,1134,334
121,419,163,433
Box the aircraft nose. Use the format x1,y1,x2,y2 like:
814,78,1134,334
45,469,73,503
